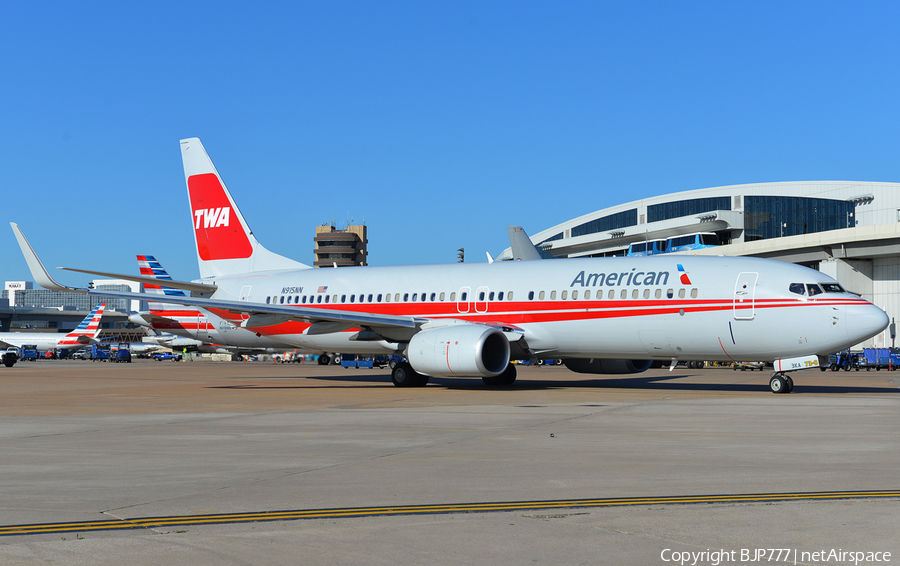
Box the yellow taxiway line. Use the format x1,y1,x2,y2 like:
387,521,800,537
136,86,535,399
2,490,898,537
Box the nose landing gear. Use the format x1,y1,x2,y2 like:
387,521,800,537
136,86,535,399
769,373,794,394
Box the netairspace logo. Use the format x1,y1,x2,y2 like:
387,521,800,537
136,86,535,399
660,548,892,566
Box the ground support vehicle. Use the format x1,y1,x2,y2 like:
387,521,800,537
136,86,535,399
341,354,375,369
733,361,766,371
114,343,132,363
72,350,88,360
861,348,900,370
21,345,39,361
1,347,18,367
153,351,183,362
91,344,110,362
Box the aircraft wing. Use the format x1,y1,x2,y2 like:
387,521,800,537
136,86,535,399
88,289,422,332
58,267,218,296
0,338,16,350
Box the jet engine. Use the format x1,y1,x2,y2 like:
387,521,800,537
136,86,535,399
563,358,653,374
408,324,510,378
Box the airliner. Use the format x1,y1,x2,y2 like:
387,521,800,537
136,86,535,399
0,303,106,352
129,255,324,361
11,138,890,393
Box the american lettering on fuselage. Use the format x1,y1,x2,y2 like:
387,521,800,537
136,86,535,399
570,269,669,288
11,137,890,394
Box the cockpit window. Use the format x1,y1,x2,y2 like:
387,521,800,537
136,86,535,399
806,284,823,296
789,283,806,295
820,283,844,293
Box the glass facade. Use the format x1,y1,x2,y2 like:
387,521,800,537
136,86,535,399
571,209,637,238
743,196,855,241
8,286,131,312
647,197,731,223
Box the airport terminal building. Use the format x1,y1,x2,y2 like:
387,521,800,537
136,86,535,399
498,181,900,348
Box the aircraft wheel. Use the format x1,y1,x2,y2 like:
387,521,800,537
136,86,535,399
785,376,794,393
769,374,787,394
391,362,416,387
318,354,330,366
389,358,398,370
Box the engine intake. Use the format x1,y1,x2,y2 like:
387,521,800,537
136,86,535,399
563,358,652,374
408,324,510,377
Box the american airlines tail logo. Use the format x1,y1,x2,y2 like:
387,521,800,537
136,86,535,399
188,173,253,261
677,264,692,285
194,207,231,229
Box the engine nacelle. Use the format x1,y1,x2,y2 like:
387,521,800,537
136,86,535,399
563,358,653,374
408,324,510,377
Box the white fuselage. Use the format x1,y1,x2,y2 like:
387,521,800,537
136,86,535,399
199,255,887,362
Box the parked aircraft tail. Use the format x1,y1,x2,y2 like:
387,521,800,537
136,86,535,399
507,226,544,261
137,255,188,311
180,138,310,278
58,303,106,346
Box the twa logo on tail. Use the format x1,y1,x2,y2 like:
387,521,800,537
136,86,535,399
194,207,231,229
188,173,252,261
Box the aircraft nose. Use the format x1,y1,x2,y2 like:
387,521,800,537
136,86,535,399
845,302,889,342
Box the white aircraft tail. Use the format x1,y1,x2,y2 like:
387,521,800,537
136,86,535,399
57,303,106,347
180,138,310,279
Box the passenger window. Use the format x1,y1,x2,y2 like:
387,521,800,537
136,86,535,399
561,290,568,300
608,290,615,299
461,292,467,301
550,291,557,300
678,289,686,298
317,296,323,304
479,291,485,301
341,295,346,303
643,289,650,299
377,294,382,302
404,293,409,302
430,293,436,302
655,289,662,299
287,296,292,304
632,289,639,299
325,296,331,303
394,294,400,302
266,297,271,304
571,290,578,300
667,289,674,299
807,284,823,296
350,295,355,303
295,296,299,303
508,291,513,300
539,291,545,300
280,296,285,304
619,290,626,299
584,290,590,300
385,293,391,302
690,288,698,298
489,292,495,301
450,292,456,301
440,292,445,301
368,294,373,302
789,283,806,295
498,291,504,301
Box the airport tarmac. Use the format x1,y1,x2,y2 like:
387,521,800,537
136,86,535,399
0,360,898,565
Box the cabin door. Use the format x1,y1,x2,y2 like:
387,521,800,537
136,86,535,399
733,272,758,320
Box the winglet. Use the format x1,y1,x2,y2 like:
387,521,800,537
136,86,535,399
10,223,88,293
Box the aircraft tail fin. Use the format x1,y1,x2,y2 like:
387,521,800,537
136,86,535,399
137,255,188,312
180,138,310,279
508,226,544,261
58,303,106,346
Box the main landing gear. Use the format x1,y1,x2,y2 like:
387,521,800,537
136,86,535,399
482,363,517,387
769,372,794,394
391,362,429,387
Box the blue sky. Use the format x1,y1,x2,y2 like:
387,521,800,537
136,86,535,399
2,1,899,288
